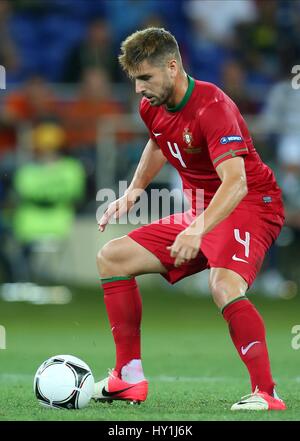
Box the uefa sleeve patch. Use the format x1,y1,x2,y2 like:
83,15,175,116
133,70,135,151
220,136,243,145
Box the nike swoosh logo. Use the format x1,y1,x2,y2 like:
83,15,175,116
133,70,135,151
238,400,265,405
232,254,248,263
153,132,162,137
101,385,135,397
241,341,260,355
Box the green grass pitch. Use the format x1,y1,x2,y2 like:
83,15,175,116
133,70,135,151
0,282,300,421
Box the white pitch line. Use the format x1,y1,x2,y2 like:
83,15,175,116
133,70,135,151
149,375,300,383
1,373,299,383
149,375,230,382
0,373,32,382
0,373,228,383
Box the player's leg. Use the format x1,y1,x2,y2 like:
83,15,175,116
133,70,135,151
209,267,286,410
97,235,166,376
97,235,167,279
94,212,201,403
94,235,167,403
201,199,286,410
209,267,274,395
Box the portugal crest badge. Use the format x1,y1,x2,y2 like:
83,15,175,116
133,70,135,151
183,127,193,147
183,127,201,153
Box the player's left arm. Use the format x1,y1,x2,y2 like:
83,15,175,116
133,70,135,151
169,157,248,267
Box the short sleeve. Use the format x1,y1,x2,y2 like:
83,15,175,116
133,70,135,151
200,100,249,168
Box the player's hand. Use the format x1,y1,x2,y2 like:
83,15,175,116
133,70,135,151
98,192,137,232
167,227,202,268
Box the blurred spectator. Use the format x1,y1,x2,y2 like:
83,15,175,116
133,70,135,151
183,17,229,84
104,0,161,43
234,0,280,86
11,121,85,282
0,0,21,76
61,67,124,202
10,0,53,13
182,0,256,84
62,67,124,150
255,55,300,296
220,60,260,114
139,13,167,32
277,146,300,230
262,69,300,230
11,0,105,17
62,18,119,83
3,75,58,124
0,75,60,158
277,0,300,56
184,0,257,45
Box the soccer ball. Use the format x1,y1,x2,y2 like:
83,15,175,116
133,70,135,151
33,354,95,409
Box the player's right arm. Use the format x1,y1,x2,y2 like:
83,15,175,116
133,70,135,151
98,138,167,232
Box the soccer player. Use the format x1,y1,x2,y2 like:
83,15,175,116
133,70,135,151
93,28,286,410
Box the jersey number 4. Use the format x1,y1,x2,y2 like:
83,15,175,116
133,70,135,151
232,229,250,263
167,142,187,168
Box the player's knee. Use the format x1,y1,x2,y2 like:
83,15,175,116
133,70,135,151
209,278,231,306
97,239,124,278
209,277,247,309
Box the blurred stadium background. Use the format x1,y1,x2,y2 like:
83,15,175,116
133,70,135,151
1,0,300,298
0,0,300,421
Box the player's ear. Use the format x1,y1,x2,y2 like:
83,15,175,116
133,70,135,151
168,59,178,78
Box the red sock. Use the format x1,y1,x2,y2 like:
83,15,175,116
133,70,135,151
223,298,275,395
101,277,142,375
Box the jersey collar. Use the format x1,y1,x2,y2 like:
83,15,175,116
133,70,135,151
166,75,195,113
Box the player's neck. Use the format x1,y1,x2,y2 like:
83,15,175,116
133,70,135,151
166,72,189,109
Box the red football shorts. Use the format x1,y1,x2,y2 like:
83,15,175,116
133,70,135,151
128,199,285,288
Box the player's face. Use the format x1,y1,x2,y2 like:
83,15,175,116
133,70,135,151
134,60,175,106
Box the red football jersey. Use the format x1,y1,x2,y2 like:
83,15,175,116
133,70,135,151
139,76,282,213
